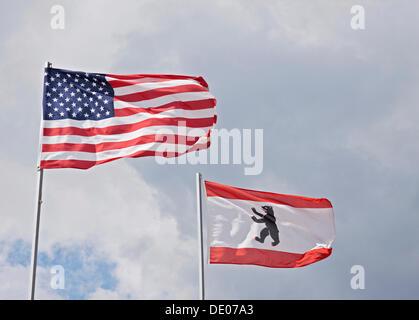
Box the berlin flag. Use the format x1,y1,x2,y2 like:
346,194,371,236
204,180,336,268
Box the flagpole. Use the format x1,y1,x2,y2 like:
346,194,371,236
196,172,205,300
29,168,43,300
29,61,51,300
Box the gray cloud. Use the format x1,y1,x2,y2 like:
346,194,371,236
0,0,418,299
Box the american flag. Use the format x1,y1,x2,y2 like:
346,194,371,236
39,67,217,169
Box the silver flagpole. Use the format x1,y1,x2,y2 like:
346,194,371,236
196,172,205,300
29,61,51,300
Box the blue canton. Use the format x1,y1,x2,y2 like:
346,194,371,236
43,68,114,121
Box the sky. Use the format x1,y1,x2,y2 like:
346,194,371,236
0,0,418,299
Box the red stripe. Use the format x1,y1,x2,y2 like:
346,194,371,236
42,134,201,153
114,84,207,103
114,99,216,117
109,79,173,88
107,74,209,88
40,141,211,170
204,180,332,208
43,117,216,137
210,247,332,268
40,151,161,169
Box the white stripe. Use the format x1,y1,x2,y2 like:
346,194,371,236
41,125,212,145
106,76,174,83
110,79,203,96
41,136,210,162
114,91,215,109
206,197,335,254
42,108,215,129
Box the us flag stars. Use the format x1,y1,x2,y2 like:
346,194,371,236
43,68,114,121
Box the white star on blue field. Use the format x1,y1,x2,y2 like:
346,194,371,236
43,68,114,121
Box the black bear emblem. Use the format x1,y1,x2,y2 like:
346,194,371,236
250,206,280,246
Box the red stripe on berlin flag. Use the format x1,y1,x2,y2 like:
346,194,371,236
210,247,332,268
204,180,332,208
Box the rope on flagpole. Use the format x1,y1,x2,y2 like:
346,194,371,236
29,61,51,300
196,172,205,300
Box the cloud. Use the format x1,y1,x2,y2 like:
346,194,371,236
0,157,197,299
346,84,419,172
0,240,61,299
1,0,419,300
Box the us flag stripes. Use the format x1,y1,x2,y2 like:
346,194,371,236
40,67,217,169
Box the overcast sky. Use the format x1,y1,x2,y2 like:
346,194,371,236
0,0,418,299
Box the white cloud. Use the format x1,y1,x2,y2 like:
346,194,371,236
87,287,120,300
0,241,62,300
44,162,196,298
0,157,197,299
